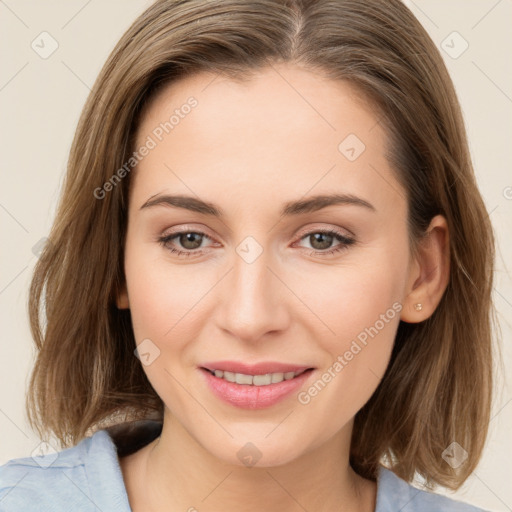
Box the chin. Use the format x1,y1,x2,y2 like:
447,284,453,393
197,426,314,469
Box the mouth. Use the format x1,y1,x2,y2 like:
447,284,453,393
201,367,313,386
199,362,315,409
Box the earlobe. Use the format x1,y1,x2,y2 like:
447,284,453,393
401,215,450,323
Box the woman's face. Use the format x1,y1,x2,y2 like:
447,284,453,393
119,63,417,466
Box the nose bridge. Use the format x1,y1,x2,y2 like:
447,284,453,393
234,235,270,298
217,234,289,341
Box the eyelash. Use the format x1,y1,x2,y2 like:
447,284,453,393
157,228,355,258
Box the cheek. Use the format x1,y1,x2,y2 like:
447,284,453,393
124,240,204,345
303,266,401,401
290,246,406,426
295,269,402,440
292,247,407,349
294,315,398,454
123,246,203,414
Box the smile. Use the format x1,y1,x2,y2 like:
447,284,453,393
199,363,315,409
203,368,310,386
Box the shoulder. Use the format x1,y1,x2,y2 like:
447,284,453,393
0,430,130,511
376,466,490,512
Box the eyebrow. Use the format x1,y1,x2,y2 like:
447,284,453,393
139,192,376,217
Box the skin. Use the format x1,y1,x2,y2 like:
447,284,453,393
116,62,450,512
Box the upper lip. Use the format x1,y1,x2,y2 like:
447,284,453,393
201,361,314,375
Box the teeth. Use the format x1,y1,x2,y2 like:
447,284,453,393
235,373,253,385
223,371,236,382
253,374,272,386
209,369,307,386
271,372,284,383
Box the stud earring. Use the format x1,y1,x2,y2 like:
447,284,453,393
414,303,423,311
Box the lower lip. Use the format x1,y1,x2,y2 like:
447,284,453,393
200,368,314,409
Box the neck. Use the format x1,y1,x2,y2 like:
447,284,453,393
120,413,376,512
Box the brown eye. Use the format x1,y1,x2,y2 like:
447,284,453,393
178,232,204,250
296,229,355,257
308,232,335,250
158,230,213,257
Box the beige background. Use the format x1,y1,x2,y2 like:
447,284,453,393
1,1,511,510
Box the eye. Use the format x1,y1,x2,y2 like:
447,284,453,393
295,229,355,256
158,230,213,257
157,227,355,258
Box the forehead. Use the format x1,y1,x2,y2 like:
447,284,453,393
137,63,380,143
131,63,405,216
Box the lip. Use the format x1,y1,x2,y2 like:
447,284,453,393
199,362,315,410
201,360,311,375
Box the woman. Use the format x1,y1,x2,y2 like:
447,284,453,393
0,0,496,510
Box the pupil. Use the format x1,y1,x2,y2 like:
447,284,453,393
181,233,202,249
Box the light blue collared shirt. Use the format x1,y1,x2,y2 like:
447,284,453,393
0,422,489,511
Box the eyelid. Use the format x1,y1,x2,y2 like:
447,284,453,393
294,223,355,240
160,224,216,240
159,223,354,244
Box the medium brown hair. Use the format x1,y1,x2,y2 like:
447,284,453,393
27,0,496,490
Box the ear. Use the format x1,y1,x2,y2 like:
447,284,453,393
116,281,130,309
401,214,450,323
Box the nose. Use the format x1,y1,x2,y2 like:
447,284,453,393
214,237,291,343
